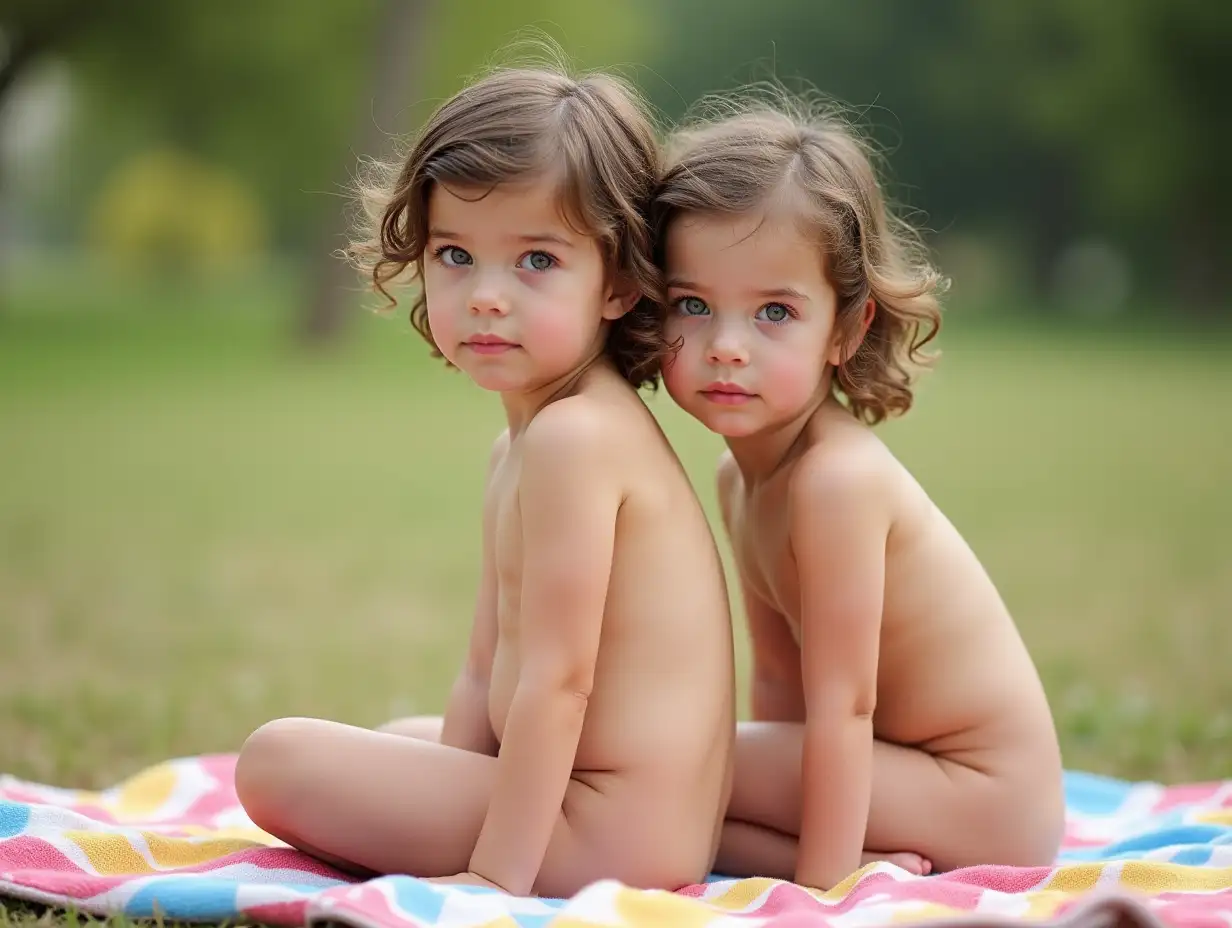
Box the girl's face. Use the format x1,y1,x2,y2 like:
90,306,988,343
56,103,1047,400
662,209,845,438
423,176,630,395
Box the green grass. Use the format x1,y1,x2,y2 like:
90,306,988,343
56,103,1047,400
1,278,1231,924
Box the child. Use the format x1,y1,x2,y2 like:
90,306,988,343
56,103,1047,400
233,60,737,899
651,96,1065,891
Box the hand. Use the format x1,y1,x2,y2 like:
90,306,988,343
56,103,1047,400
423,871,507,891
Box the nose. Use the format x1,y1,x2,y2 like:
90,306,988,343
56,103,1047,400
706,324,749,366
468,272,510,316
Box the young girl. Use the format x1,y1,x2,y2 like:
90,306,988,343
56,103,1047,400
652,96,1065,891
233,61,736,899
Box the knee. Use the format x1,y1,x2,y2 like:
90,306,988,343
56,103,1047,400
375,715,442,740
234,717,321,829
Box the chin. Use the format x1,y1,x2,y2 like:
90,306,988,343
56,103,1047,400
707,418,765,439
685,406,765,439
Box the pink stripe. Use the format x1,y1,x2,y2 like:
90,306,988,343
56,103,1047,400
2,868,133,898
1152,783,1229,813
242,898,311,926
0,836,85,872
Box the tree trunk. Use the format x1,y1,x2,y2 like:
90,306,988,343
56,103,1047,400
298,0,436,344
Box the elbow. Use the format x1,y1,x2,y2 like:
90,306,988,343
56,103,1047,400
808,687,876,723
850,694,876,721
520,669,592,710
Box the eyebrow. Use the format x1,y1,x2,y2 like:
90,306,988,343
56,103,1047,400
755,287,809,302
427,228,575,248
667,279,809,302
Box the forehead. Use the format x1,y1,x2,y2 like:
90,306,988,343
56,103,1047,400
665,209,825,287
428,176,580,237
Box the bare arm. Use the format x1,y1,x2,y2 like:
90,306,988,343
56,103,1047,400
439,433,507,756
467,404,619,895
716,453,805,723
790,458,888,890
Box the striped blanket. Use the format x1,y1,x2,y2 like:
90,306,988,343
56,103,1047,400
1,754,1229,926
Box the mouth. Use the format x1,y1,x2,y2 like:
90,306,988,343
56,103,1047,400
463,334,519,355
700,382,756,406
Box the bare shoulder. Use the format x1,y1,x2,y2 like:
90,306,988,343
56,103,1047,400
790,416,899,533
521,396,624,484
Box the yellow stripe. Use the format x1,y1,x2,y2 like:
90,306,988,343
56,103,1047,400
67,833,153,875
108,762,178,820
614,886,718,928
1042,862,1108,893
145,833,260,867
1118,861,1232,892
705,877,780,910
1195,810,1232,826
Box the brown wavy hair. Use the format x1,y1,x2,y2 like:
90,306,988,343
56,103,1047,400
653,91,947,423
348,58,670,390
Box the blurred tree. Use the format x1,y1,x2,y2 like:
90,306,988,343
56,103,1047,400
85,149,268,277
10,0,656,338
645,0,1230,312
58,0,381,252
947,1,1232,308
299,0,436,344
0,0,103,111
302,0,659,341
7,1,1226,317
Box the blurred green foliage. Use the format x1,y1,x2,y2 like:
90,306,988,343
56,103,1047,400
2,0,1229,314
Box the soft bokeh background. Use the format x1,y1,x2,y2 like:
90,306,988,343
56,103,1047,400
2,1,1229,796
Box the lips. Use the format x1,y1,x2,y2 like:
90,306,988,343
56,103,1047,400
701,382,755,405
463,334,518,355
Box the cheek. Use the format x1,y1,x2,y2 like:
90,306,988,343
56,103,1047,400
424,294,461,358
520,299,593,362
661,350,690,401
757,337,826,406
660,320,704,392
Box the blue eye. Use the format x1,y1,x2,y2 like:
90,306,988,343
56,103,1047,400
756,303,791,324
518,251,555,271
436,246,472,267
677,297,709,316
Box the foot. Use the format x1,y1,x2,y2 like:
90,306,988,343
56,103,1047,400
861,851,931,875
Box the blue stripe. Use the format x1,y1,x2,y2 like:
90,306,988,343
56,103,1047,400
124,877,239,920
0,801,30,839
1063,770,1134,815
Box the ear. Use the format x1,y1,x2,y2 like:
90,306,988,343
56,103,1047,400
826,297,876,367
601,277,641,321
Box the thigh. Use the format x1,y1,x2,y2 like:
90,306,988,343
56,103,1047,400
727,722,1051,871
864,740,1063,870
234,717,592,895
726,721,807,836
377,715,444,740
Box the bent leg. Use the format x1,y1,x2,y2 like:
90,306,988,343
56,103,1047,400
234,717,595,896
717,721,1060,880
718,821,927,880
376,715,444,740
861,737,1062,871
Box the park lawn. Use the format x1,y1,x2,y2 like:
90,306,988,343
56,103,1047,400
1,285,1230,924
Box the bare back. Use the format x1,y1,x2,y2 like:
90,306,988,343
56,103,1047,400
486,365,735,883
721,399,1059,777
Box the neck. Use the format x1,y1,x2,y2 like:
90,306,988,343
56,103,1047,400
500,335,610,436
725,375,836,485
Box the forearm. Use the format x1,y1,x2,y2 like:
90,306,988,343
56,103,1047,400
440,672,498,755
750,676,806,723
796,714,874,890
468,680,587,894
